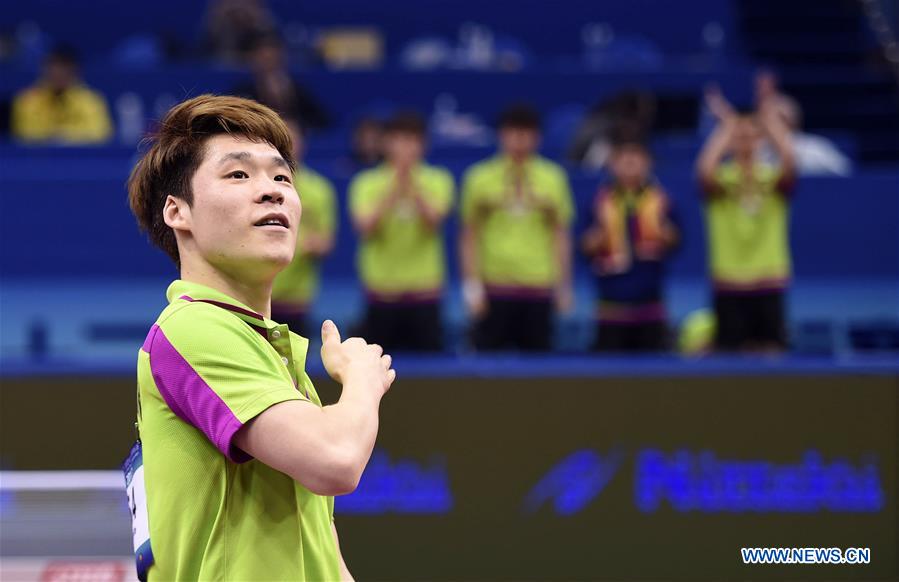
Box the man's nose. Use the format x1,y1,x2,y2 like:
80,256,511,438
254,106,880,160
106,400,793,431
258,188,285,205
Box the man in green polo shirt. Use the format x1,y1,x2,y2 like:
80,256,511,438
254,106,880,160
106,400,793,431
460,104,575,351
349,111,454,352
696,93,797,352
127,94,395,581
272,118,338,337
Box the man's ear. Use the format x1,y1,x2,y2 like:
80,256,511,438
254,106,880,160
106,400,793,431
163,196,191,232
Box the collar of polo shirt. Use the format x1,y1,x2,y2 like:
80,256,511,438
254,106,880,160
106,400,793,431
165,279,296,338
165,279,309,396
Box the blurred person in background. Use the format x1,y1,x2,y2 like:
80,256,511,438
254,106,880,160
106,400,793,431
581,138,679,352
232,33,330,130
352,116,385,168
461,104,575,352
201,0,278,64
707,72,851,176
271,118,338,337
697,92,797,353
350,111,454,352
11,47,113,144
335,116,386,179
568,90,656,170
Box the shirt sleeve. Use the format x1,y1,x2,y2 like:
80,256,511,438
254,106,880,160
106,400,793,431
11,90,47,141
348,171,383,221
425,168,455,217
148,303,306,463
774,168,796,198
321,179,338,237
460,167,480,224
551,166,575,226
74,90,113,142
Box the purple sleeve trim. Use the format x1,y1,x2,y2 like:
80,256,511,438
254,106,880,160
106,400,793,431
148,327,251,463
141,324,160,352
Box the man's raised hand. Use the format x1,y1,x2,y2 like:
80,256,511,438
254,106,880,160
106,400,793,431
320,320,396,394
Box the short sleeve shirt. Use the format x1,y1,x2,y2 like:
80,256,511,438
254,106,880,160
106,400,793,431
137,280,340,581
349,163,454,295
272,166,338,306
461,155,573,289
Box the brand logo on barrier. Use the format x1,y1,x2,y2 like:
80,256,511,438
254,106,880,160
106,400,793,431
523,448,883,516
335,448,884,516
523,449,624,515
336,450,453,514
636,449,883,513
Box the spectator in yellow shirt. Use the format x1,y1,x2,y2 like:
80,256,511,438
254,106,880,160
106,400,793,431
460,105,575,351
11,48,113,144
349,111,455,352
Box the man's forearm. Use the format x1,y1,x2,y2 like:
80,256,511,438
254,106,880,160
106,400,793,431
320,374,382,485
555,227,573,289
697,121,733,189
356,192,397,237
460,225,480,281
412,190,444,230
760,111,796,180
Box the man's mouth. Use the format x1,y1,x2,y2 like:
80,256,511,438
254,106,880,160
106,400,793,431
254,213,290,229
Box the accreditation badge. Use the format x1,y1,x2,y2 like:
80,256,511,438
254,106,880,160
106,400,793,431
123,441,154,582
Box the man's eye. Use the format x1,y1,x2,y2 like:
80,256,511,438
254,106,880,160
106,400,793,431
275,174,292,183
228,171,248,179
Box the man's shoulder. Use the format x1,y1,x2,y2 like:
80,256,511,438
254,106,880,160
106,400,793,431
463,156,503,182
68,84,107,104
13,85,46,105
531,156,567,180
349,165,389,191
419,163,454,184
297,166,335,194
151,299,257,347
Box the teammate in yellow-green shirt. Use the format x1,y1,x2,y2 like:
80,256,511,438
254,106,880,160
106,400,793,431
272,119,337,336
349,111,454,352
697,88,797,352
460,104,574,351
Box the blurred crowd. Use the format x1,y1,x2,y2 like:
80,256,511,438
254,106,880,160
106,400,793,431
5,0,862,356
266,94,800,356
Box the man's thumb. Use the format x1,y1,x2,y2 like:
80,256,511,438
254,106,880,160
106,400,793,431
321,319,341,346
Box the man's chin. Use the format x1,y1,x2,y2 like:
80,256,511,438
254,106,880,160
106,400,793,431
262,252,294,272
214,253,294,281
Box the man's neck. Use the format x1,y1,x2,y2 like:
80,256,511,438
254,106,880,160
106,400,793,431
389,160,418,172
180,260,274,318
735,154,755,171
617,178,643,192
504,153,531,166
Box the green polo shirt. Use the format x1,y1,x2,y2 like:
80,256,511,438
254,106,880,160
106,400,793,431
461,154,574,290
272,166,337,308
136,280,340,581
704,161,793,291
349,163,454,298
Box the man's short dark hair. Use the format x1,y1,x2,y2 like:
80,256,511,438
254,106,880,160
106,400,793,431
610,137,652,158
609,124,651,157
46,45,79,68
128,94,295,266
497,104,541,131
248,32,284,53
384,111,427,137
